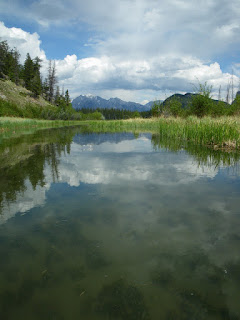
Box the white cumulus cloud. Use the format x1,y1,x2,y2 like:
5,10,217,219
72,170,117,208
1,0,240,103
0,21,46,64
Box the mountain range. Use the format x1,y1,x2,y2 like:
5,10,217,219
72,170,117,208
162,93,231,108
72,95,161,112
72,91,234,112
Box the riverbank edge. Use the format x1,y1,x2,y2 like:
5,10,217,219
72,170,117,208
0,117,86,140
84,117,240,151
1,116,240,150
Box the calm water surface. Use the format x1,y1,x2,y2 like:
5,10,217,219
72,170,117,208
0,127,240,319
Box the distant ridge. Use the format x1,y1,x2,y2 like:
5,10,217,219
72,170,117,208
163,92,229,108
162,93,196,108
72,95,162,112
72,92,228,112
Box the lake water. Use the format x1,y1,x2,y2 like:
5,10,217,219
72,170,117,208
0,126,240,319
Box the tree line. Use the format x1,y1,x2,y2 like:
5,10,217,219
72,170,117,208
79,108,151,119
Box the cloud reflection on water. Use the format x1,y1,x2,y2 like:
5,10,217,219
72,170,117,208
0,135,233,224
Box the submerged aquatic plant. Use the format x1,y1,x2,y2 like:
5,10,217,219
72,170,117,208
85,242,109,269
96,279,150,320
150,250,236,320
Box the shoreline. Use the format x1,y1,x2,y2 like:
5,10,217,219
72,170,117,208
1,116,240,151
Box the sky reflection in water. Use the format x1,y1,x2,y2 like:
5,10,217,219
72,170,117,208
0,128,240,319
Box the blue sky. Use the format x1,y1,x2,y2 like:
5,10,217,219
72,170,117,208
0,0,240,103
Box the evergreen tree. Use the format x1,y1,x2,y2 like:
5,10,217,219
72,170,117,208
0,39,74,111
65,89,70,106
23,53,34,90
0,41,20,83
12,48,21,84
6,48,20,83
0,40,9,78
31,57,42,97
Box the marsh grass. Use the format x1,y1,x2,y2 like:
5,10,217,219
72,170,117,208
0,117,83,141
1,116,240,150
85,117,240,150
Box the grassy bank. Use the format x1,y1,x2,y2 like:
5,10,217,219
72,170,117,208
1,116,240,150
0,80,103,121
0,117,84,140
85,116,240,150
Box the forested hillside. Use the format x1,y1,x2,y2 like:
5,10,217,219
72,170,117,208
0,40,104,120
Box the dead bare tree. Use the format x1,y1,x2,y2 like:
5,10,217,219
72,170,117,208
47,60,57,103
226,81,230,104
231,69,234,103
218,85,222,101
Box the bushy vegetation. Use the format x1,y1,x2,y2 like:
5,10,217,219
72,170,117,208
151,82,240,118
79,107,150,119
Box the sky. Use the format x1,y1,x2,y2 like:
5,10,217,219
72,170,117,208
0,0,240,103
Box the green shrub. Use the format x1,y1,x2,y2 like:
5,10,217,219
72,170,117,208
229,94,240,115
190,82,213,117
209,101,226,117
84,111,103,120
166,97,183,117
190,94,212,117
151,101,163,117
132,111,141,118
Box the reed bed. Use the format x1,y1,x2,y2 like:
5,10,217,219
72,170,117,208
1,116,240,150
85,116,240,150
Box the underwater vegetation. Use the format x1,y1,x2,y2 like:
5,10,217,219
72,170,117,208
96,279,150,320
85,241,110,269
151,251,240,320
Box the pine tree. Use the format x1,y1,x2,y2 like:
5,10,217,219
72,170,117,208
0,40,9,78
23,53,34,90
11,48,20,84
65,90,70,106
0,39,74,108
0,41,20,83
31,57,42,97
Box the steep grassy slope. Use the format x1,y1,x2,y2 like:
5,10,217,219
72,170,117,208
0,79,59,119
0,79,52,108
